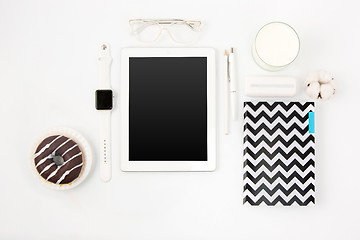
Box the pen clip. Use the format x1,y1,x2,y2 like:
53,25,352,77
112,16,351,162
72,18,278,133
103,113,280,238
227,56,230,83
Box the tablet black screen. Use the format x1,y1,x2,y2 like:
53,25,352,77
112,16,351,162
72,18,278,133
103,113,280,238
129,57,207,161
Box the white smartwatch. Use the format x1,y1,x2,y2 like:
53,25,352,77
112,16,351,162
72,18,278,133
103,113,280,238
95,43,113,182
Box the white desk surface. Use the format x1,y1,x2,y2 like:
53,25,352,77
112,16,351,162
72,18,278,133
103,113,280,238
0,0,359,239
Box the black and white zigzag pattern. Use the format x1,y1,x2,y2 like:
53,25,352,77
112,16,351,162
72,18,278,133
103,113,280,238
243,102,315,206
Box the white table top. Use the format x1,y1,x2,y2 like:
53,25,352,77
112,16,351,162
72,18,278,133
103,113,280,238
0,0,359,239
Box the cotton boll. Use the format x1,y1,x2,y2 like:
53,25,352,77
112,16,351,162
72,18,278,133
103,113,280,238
305,72,319,86
318,71,334,84
320,83,335,100
306,82,320,99
305,71,337,100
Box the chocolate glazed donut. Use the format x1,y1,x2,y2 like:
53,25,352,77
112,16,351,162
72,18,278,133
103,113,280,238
34,135,84,184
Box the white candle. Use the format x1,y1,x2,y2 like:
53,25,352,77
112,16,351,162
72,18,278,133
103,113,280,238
253,22,300,71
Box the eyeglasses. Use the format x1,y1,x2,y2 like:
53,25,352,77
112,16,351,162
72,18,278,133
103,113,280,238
129,19,201,43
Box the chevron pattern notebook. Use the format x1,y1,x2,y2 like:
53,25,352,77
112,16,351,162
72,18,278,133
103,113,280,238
243,102,315,206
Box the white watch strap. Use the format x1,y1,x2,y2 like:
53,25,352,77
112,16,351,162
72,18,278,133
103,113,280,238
98,43,112,182
98,43,112,88
99,111,111,182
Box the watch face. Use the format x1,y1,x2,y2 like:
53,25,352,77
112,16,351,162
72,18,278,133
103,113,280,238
96,90,113,110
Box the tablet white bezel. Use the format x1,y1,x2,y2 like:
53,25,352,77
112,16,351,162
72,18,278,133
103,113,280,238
120,48,216,171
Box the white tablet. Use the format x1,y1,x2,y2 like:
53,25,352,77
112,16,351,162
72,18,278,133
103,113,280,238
120,48,216,171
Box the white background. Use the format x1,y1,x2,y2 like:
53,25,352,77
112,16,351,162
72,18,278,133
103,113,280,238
0,0,359,239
